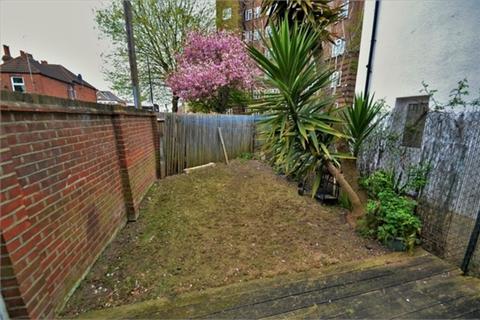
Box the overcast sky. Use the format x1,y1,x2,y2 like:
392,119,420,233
0,0,112,91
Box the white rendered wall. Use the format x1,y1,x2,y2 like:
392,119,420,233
355,0,480,109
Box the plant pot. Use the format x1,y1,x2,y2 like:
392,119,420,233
386,238,406,251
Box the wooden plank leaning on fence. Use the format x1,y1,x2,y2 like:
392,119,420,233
218,127,229,164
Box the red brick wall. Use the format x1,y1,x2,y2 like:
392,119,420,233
0,73,97,103
0,92,160,318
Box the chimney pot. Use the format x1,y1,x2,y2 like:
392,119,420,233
20,50,26,57
41,60,48,64
2,45,12,62
3,45,11,57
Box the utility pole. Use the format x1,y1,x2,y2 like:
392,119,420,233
147,55,154,104
123,0,141,109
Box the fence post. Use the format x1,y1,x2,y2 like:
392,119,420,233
461,209,480,274
150,115,161,179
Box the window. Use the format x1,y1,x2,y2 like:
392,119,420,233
253,29,260,41
330,71,342,88
11,76,25,92
265,25,272,37
341,0,349,18
254,6,261,19
331,38,346,57
244,31,252,42
222,7,232,20
402,100,429,148
67,85,76,100
266,88,280,94
264,48,272,60
245,9,253,21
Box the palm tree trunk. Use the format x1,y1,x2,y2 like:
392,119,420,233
325,160,364,227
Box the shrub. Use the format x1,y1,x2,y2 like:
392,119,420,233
360,164,430,197
359,170,399,198
358,170,422,252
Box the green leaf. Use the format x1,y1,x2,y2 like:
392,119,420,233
311,173,322,198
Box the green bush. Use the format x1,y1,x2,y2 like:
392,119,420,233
358,171,422,252
360,164,429,197
359,170,396,198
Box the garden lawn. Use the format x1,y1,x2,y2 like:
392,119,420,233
62,160,386,316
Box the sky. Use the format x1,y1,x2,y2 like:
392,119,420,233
0,0,112,91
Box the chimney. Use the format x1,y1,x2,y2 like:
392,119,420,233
20,50,26,58
41,60,48,65
2,45,12,62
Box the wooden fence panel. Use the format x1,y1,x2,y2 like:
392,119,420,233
160,113,257,176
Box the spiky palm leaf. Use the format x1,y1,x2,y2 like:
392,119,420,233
248,20,351,195
261,0,344,43
342,93,387,156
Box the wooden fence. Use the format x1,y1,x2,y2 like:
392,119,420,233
159,113,258,176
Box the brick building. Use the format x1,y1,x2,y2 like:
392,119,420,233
217,1,269,52
216,0,364,107
0,45,97,102
325,0,364,107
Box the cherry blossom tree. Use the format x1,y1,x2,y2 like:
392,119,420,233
167,31,258,113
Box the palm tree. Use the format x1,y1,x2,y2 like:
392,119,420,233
342,93,387,156
261,0,344,43
248,20,363,225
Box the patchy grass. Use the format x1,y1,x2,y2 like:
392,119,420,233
62,160,386,316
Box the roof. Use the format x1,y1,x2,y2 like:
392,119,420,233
0,55,96,90
96,90,125,103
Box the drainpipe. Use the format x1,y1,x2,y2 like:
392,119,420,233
364,0,380,98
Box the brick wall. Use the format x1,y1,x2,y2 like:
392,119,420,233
0,91,160,318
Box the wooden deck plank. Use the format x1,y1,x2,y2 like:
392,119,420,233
393,295,480,319
201,256,454,319
77,251,480,320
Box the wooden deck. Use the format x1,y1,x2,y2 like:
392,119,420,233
79,250,480,319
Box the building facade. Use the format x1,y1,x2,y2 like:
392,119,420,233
324,0,364,107
0,45,97,102
216,0,364,107
96,90,126,106
355,0,480,109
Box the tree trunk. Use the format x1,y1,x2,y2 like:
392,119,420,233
172,95,179,113
325,160,364,228
217,87,230,113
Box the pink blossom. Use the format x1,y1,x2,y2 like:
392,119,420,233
166,31,259,101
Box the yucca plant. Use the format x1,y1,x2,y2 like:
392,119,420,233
248,20,363,224
262,0,344,43
342,93,386,156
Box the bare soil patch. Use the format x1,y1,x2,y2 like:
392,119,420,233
62,160,386,316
